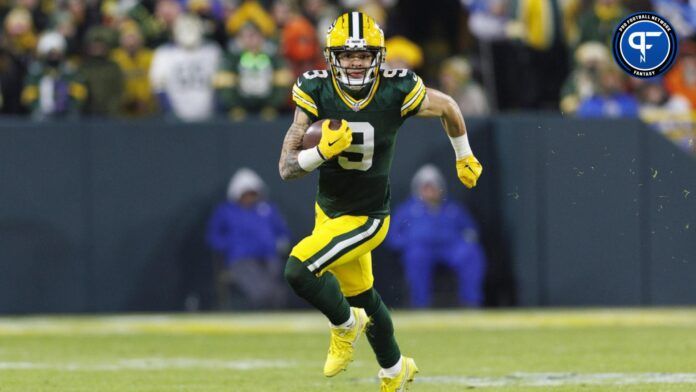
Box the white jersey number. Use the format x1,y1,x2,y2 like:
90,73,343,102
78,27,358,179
382,69,408,78
303,70,329,79
338,122,374,171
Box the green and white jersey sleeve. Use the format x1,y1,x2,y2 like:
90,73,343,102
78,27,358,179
393,69,426,118
291,70,330,121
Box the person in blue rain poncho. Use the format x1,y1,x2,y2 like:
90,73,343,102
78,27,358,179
388,164,487,308
206,167,290,309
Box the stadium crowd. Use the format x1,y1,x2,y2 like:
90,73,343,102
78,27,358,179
0,0,694,150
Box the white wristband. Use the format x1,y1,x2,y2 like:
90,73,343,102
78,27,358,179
298,147,325,172
448,134,473,160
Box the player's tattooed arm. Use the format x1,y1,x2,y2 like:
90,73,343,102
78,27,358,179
415,88,467,138
279,108,312,180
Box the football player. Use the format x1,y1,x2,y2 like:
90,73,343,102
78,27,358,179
278,12,482,391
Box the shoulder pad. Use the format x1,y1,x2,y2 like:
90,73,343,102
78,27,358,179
297,69,330,85
293,70,328,119
381,69,425,117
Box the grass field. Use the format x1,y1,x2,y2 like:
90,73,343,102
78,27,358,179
0,308,695,391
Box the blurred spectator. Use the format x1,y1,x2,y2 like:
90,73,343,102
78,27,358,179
561,0,584,47
576,64,639,118
15,0,50,32
638,79,691,117
0,44,26,114
62,0,103,55
130,0,182,47
150,13,221,121
388,164,487,308
21,31,86,119
351,0,388,27
52,8,81,58
665,40,696,109
2,7,38,66
100,0,124,29
301,0,340,47
206,168,290,310
79,26,124,116
226,0,276,39
576,0,626,47
111,20,155,117
184,0,227,21
466,0,510,42
384,36,423,71
638,78,693,151
652,0,696,38
509,0,570,109
220,0,239,20
439,56,489,116
215,22,292,121
386,0,462,83
464,0,517,111
560,41,611,115
274,0,325,78
185,0,228,47
508,0,558,51
270,0,292,38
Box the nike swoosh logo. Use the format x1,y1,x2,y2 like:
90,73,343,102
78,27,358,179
297,80,302,86
327,138,341,147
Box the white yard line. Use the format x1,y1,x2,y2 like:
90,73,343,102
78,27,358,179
2,357,694,388
1,359,695,387
0,309,695,336
355,373,696,387
0,358,297,371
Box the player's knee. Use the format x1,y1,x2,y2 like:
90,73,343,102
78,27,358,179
284,257,312,289
347,288,381,315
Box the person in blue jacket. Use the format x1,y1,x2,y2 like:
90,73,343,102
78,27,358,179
388,164,486,308
206,167,290,309
576,64,639,118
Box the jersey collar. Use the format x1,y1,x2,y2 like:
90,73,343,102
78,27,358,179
331,73,381,112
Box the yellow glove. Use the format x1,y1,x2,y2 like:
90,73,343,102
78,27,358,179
456,155,482,188
318,119,352,160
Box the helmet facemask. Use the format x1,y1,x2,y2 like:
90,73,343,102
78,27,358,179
325,39,385,90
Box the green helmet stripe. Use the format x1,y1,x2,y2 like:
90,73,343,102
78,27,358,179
348,12,354,39
358,12,364,39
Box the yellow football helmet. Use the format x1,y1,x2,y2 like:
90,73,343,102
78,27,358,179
325,12,385,89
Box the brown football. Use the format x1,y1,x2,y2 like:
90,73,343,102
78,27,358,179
302,119,342,149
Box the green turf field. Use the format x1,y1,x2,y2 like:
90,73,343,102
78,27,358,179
0,308,694,391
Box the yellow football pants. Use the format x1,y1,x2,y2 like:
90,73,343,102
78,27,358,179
290,204,390,297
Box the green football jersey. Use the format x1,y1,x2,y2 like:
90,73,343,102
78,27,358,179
292,68,426,218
